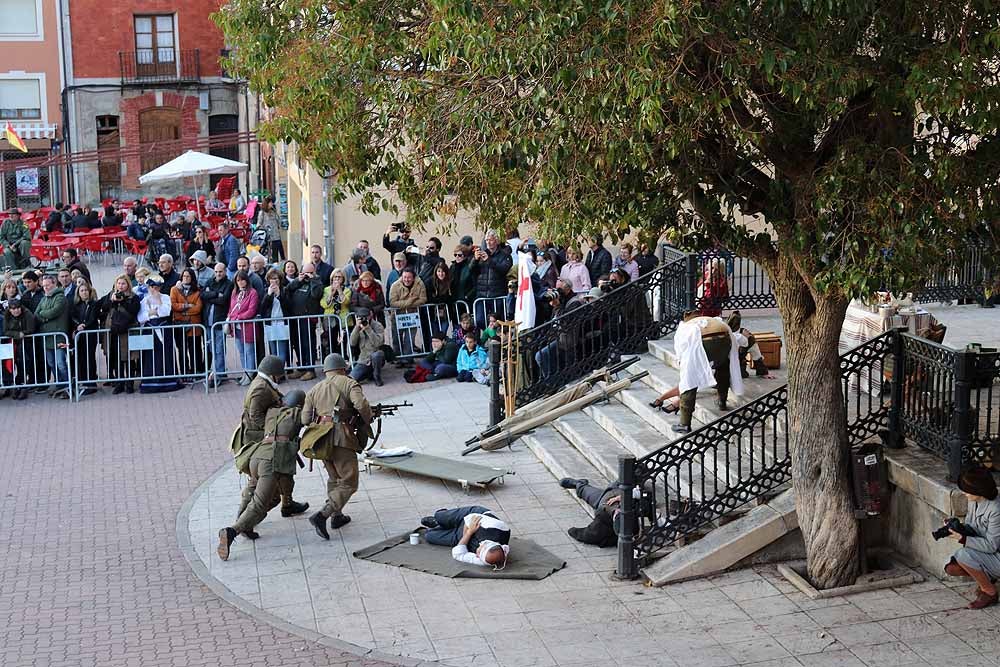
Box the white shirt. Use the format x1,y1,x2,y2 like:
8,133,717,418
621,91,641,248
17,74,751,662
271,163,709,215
674,317,744,396
449,513,510,566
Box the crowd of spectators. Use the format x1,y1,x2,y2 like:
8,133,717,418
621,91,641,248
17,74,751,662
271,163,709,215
0,207,661,397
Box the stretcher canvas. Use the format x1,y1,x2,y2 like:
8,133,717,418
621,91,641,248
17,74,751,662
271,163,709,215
353,530,567,580
363,451,509,488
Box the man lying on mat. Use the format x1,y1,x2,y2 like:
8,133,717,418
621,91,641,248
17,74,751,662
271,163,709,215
421,506,510,569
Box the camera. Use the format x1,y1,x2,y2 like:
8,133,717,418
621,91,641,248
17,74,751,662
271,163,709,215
391,222,402,232
932,517,977,540
114,291,124,299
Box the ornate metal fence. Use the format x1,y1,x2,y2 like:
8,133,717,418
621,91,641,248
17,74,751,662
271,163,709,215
617,331,895,574
510,255,687,409
898,335,1000,477
914,243,990,304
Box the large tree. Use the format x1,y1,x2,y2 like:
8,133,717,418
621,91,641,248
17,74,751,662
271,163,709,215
217,0,1000,587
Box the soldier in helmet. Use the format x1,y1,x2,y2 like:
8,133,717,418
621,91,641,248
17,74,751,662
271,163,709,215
218,389,309,560
232,356,309,536
301,353,373,539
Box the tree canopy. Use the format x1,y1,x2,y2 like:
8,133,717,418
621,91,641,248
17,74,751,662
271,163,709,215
218,0,999,298
218,0,1000,589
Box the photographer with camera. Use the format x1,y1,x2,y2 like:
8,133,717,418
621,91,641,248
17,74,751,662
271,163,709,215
348,307,386,386
382,223,417,261
940,467,1000,609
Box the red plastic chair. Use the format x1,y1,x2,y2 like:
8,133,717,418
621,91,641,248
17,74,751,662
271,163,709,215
215,176,236,201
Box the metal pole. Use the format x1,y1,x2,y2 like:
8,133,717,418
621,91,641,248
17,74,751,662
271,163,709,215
949,349,975,482
684,253,699,312
615,454,640,580
885,328,906,449
488,339,502,426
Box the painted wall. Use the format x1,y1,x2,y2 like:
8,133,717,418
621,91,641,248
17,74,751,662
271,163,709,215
0,0,63,139
69,0,225,79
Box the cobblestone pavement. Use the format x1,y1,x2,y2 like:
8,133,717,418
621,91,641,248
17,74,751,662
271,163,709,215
0,368,443,667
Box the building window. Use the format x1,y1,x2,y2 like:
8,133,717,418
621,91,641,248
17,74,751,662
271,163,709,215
0,79,42,120
0,0,43,39
134,15,176,77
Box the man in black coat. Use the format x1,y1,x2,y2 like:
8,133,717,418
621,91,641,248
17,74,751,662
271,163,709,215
585,234,613,287
560,478,621,548
469,231,513,328
284,262,324,381
417,236,444,289
382,223,417,261
308,245,334,286
202,263,234,383
635,242,659,276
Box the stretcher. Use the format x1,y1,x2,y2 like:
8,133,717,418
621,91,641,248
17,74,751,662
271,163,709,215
362,451,512,490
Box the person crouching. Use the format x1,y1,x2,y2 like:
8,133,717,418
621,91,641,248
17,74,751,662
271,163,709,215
944,467,1000,609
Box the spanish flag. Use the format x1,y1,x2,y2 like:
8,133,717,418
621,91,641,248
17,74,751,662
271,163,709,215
4,121,28,153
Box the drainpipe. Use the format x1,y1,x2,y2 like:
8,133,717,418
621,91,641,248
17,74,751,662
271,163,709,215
322,176,335,263
58,0,76,203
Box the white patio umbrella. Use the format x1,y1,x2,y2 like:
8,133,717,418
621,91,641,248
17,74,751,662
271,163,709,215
138,150,248,211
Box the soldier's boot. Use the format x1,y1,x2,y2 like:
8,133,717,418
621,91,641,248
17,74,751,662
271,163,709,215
281,500,310,517
309,512,330,540
330,513,351,530
217,528,238,561
738,349,750,379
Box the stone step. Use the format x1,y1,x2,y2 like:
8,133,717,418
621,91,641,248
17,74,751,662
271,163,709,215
551,411,631,482
613,381,710,437
643,489,798,585
520,425,607,516
584,400,673,458
648,338,681,369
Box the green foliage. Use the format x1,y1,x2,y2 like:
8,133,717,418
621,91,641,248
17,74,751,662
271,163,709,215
216,0,1000,298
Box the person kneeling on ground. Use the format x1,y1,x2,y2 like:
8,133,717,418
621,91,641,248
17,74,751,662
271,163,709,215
943,467,1000,609
560,478,621,547
726,311,773,379
349,307,386,386
218,389,309,561
417,331,458,380
456,333,490,384
422,506,510,568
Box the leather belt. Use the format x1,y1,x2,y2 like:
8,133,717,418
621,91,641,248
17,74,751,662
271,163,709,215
702,332,729,340
318,415,340,424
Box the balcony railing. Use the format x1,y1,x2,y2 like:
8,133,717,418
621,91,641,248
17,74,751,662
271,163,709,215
119,49,201,85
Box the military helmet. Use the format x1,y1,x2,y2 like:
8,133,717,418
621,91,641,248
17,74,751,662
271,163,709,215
322,353,348,372
258,355,286,378
283,389,306,408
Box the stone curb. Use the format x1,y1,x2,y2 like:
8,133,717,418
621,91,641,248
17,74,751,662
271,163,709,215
175,461,440,667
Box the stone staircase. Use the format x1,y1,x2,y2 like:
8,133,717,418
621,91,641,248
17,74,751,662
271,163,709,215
521,331,798,583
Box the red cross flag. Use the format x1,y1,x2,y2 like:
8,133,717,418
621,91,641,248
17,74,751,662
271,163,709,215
514,251,536,328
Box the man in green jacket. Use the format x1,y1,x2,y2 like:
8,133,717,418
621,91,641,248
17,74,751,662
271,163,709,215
0,209,31,270
417,331,459,380
34,274,69,397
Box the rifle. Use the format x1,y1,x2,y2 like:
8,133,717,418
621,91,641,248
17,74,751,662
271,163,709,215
364,401,413,450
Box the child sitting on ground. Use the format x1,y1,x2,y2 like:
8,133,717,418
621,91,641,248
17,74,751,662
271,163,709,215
452,311,479,346
480,312,501,346
456,333,490,384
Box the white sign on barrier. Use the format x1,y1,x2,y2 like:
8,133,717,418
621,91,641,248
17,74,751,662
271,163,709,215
128,333,154,351
265,321,290,341
0,341,13,361
394,312,420,330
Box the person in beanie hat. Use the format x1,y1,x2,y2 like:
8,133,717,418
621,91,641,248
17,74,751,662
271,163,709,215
416,331,458,380
944,467,1000,609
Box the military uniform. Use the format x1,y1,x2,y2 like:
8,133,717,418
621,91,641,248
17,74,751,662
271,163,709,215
236,375,297,515
301,373,372,519
232,405,302,534
0,217,31,270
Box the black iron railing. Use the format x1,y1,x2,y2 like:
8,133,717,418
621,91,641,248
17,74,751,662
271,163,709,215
119,49,201,85
898,335,1000,477
914,243,991,304
506,253,688,410
617,331,896,574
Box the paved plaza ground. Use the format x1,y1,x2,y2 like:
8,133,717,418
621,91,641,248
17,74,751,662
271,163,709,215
3,259,1000,666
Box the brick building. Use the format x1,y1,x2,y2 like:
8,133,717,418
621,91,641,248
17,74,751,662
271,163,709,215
0,0,66,209
63,0,250,203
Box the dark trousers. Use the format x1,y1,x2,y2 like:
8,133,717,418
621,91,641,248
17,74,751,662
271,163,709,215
269,239,285,263
457,370,474,382
678,334,732,427
417,359,457,379
576,482,618,510
75,335,99,385
424,506,507,548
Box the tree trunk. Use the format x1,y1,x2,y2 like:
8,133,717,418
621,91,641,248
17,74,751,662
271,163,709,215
771,255,860,589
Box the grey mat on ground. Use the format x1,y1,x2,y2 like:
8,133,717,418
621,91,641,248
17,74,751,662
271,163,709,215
352,530,567,580
364,451,510,486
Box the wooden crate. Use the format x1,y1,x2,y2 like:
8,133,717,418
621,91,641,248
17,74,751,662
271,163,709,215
751,331,782,369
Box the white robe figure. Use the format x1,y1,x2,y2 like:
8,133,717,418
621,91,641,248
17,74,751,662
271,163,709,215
674,317,745,396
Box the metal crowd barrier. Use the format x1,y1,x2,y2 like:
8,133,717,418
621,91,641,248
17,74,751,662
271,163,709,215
0,331,73,397
71,323,209,400
209,312,353,389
